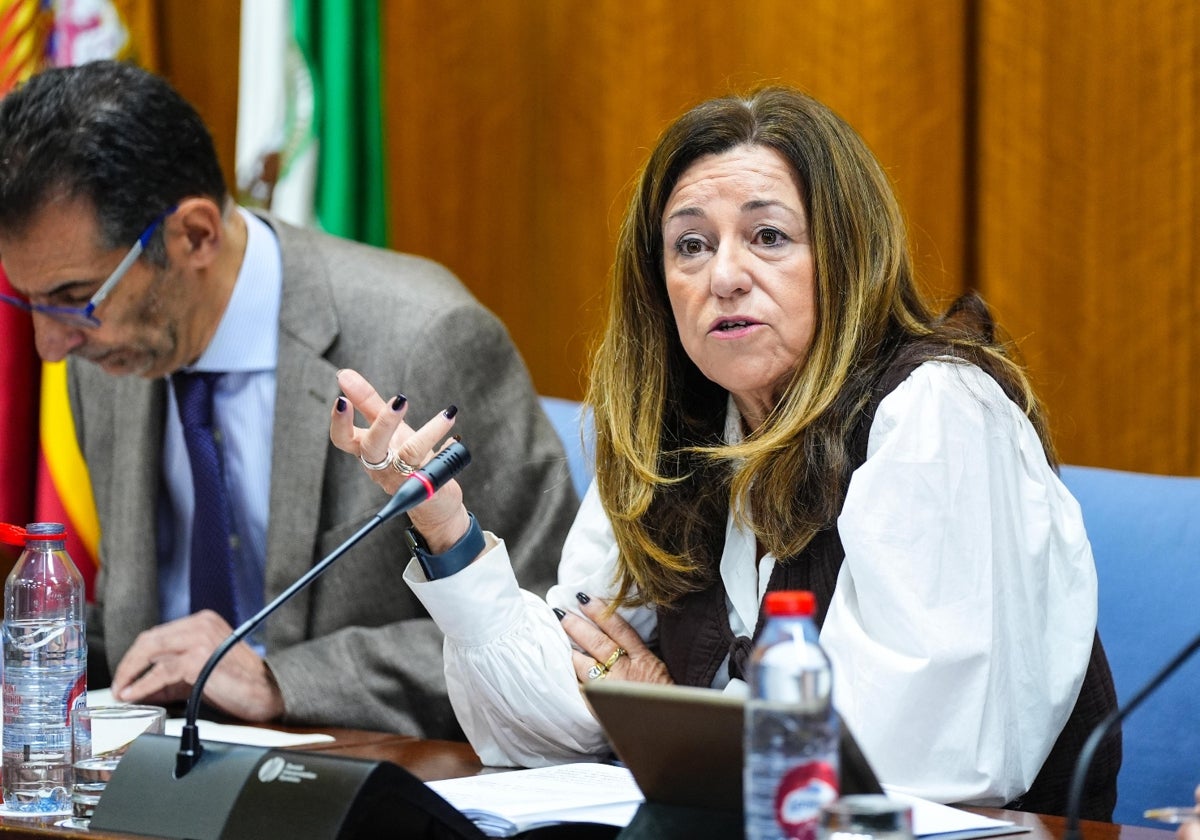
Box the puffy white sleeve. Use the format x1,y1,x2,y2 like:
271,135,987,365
822,361,1096,806
405,482,657,767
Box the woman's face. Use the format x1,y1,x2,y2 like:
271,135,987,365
661,144,815,427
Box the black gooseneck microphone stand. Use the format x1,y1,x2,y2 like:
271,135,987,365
175,439,472,777
1062,630,1200,840
89,441,485,840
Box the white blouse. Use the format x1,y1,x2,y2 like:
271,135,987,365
405,361,1097,807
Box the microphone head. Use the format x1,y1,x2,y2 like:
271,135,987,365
421,440,472,485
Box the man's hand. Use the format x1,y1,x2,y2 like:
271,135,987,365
109,610,285,722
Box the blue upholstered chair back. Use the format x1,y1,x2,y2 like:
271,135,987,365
1059,465,1200,826
539,396,594,499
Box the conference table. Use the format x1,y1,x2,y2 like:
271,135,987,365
0,725,1174,840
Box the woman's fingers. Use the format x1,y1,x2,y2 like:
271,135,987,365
357,393,409,467
329,369,459,495
336,368,388,421
562,595,673,685
330,368,407,461
329,396,357,452
570,594,650,656
391,405,459,471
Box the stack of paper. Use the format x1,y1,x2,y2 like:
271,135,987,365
428,763,644,837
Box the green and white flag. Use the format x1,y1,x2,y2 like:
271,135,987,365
237,0,387,247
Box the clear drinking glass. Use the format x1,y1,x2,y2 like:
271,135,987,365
821,794,915,840
70,705,166,827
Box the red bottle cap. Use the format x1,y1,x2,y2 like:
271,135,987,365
765,590,816,617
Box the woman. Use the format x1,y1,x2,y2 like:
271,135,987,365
330,88,1119,818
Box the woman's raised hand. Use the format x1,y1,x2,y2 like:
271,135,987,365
329,368,471,552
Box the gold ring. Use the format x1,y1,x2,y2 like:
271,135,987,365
391,454,417,475
359,448,394,471
585,662,607,681
601,647,626,671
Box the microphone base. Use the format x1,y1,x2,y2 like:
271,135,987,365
90,733,481,839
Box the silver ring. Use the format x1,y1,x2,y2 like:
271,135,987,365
359,448,394,471
391,454,417,475
586,663,607,681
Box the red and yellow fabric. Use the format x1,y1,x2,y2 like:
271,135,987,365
0,0,51,93
0,3,51,564
0,0,141,595
34,362,100,595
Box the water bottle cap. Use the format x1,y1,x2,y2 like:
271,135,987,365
25,522,66,537
764,590,816,617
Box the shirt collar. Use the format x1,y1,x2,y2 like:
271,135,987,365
186,207,282,374
723,395,744,444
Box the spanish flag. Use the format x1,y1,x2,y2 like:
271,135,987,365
1,0,154,595
0,1,58,569
33,362,101,595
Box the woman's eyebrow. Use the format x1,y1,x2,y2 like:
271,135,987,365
743,198,802,217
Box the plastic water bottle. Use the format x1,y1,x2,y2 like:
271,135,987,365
1,522,87,813
744,590,840,840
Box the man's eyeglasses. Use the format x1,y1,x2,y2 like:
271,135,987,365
0,208,175,329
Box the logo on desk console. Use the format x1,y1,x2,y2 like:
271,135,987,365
257,755,318,784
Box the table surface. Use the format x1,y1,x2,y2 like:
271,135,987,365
0,725,1175,840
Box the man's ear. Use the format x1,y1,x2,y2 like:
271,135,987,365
167,197,225,268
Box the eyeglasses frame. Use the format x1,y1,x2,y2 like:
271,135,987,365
0,206,176,329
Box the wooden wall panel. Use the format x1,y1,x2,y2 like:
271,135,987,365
157,0,241,199
379,0,969,400
976,1,1200,473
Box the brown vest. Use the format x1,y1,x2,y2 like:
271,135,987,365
655,355,1121,821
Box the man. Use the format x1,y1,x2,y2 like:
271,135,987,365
0,61,579,738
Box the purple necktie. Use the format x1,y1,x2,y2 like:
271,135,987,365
172,372,239,627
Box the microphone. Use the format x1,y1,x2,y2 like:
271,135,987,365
176,439,473,776
89,440,481,840
1062,629,1200,840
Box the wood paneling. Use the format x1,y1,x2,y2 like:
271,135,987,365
379,0,968,400
976,1,1200,472
171,1,1200,474
156,0,241,199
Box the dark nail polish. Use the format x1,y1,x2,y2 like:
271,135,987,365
391,394,407,411
575,592,591,605
452,434,462,443
552,607,566,621
443,404,459,420
335,396,347,413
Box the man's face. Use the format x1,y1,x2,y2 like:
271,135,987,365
0,196,192,378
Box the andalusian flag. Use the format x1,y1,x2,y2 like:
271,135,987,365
238,0,388,247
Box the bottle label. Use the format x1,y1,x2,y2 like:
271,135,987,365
66,671,87,725
774,760,838,840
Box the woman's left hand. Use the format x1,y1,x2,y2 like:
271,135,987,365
562,594,673,685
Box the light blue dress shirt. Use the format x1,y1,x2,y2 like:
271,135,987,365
159,209,282,639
